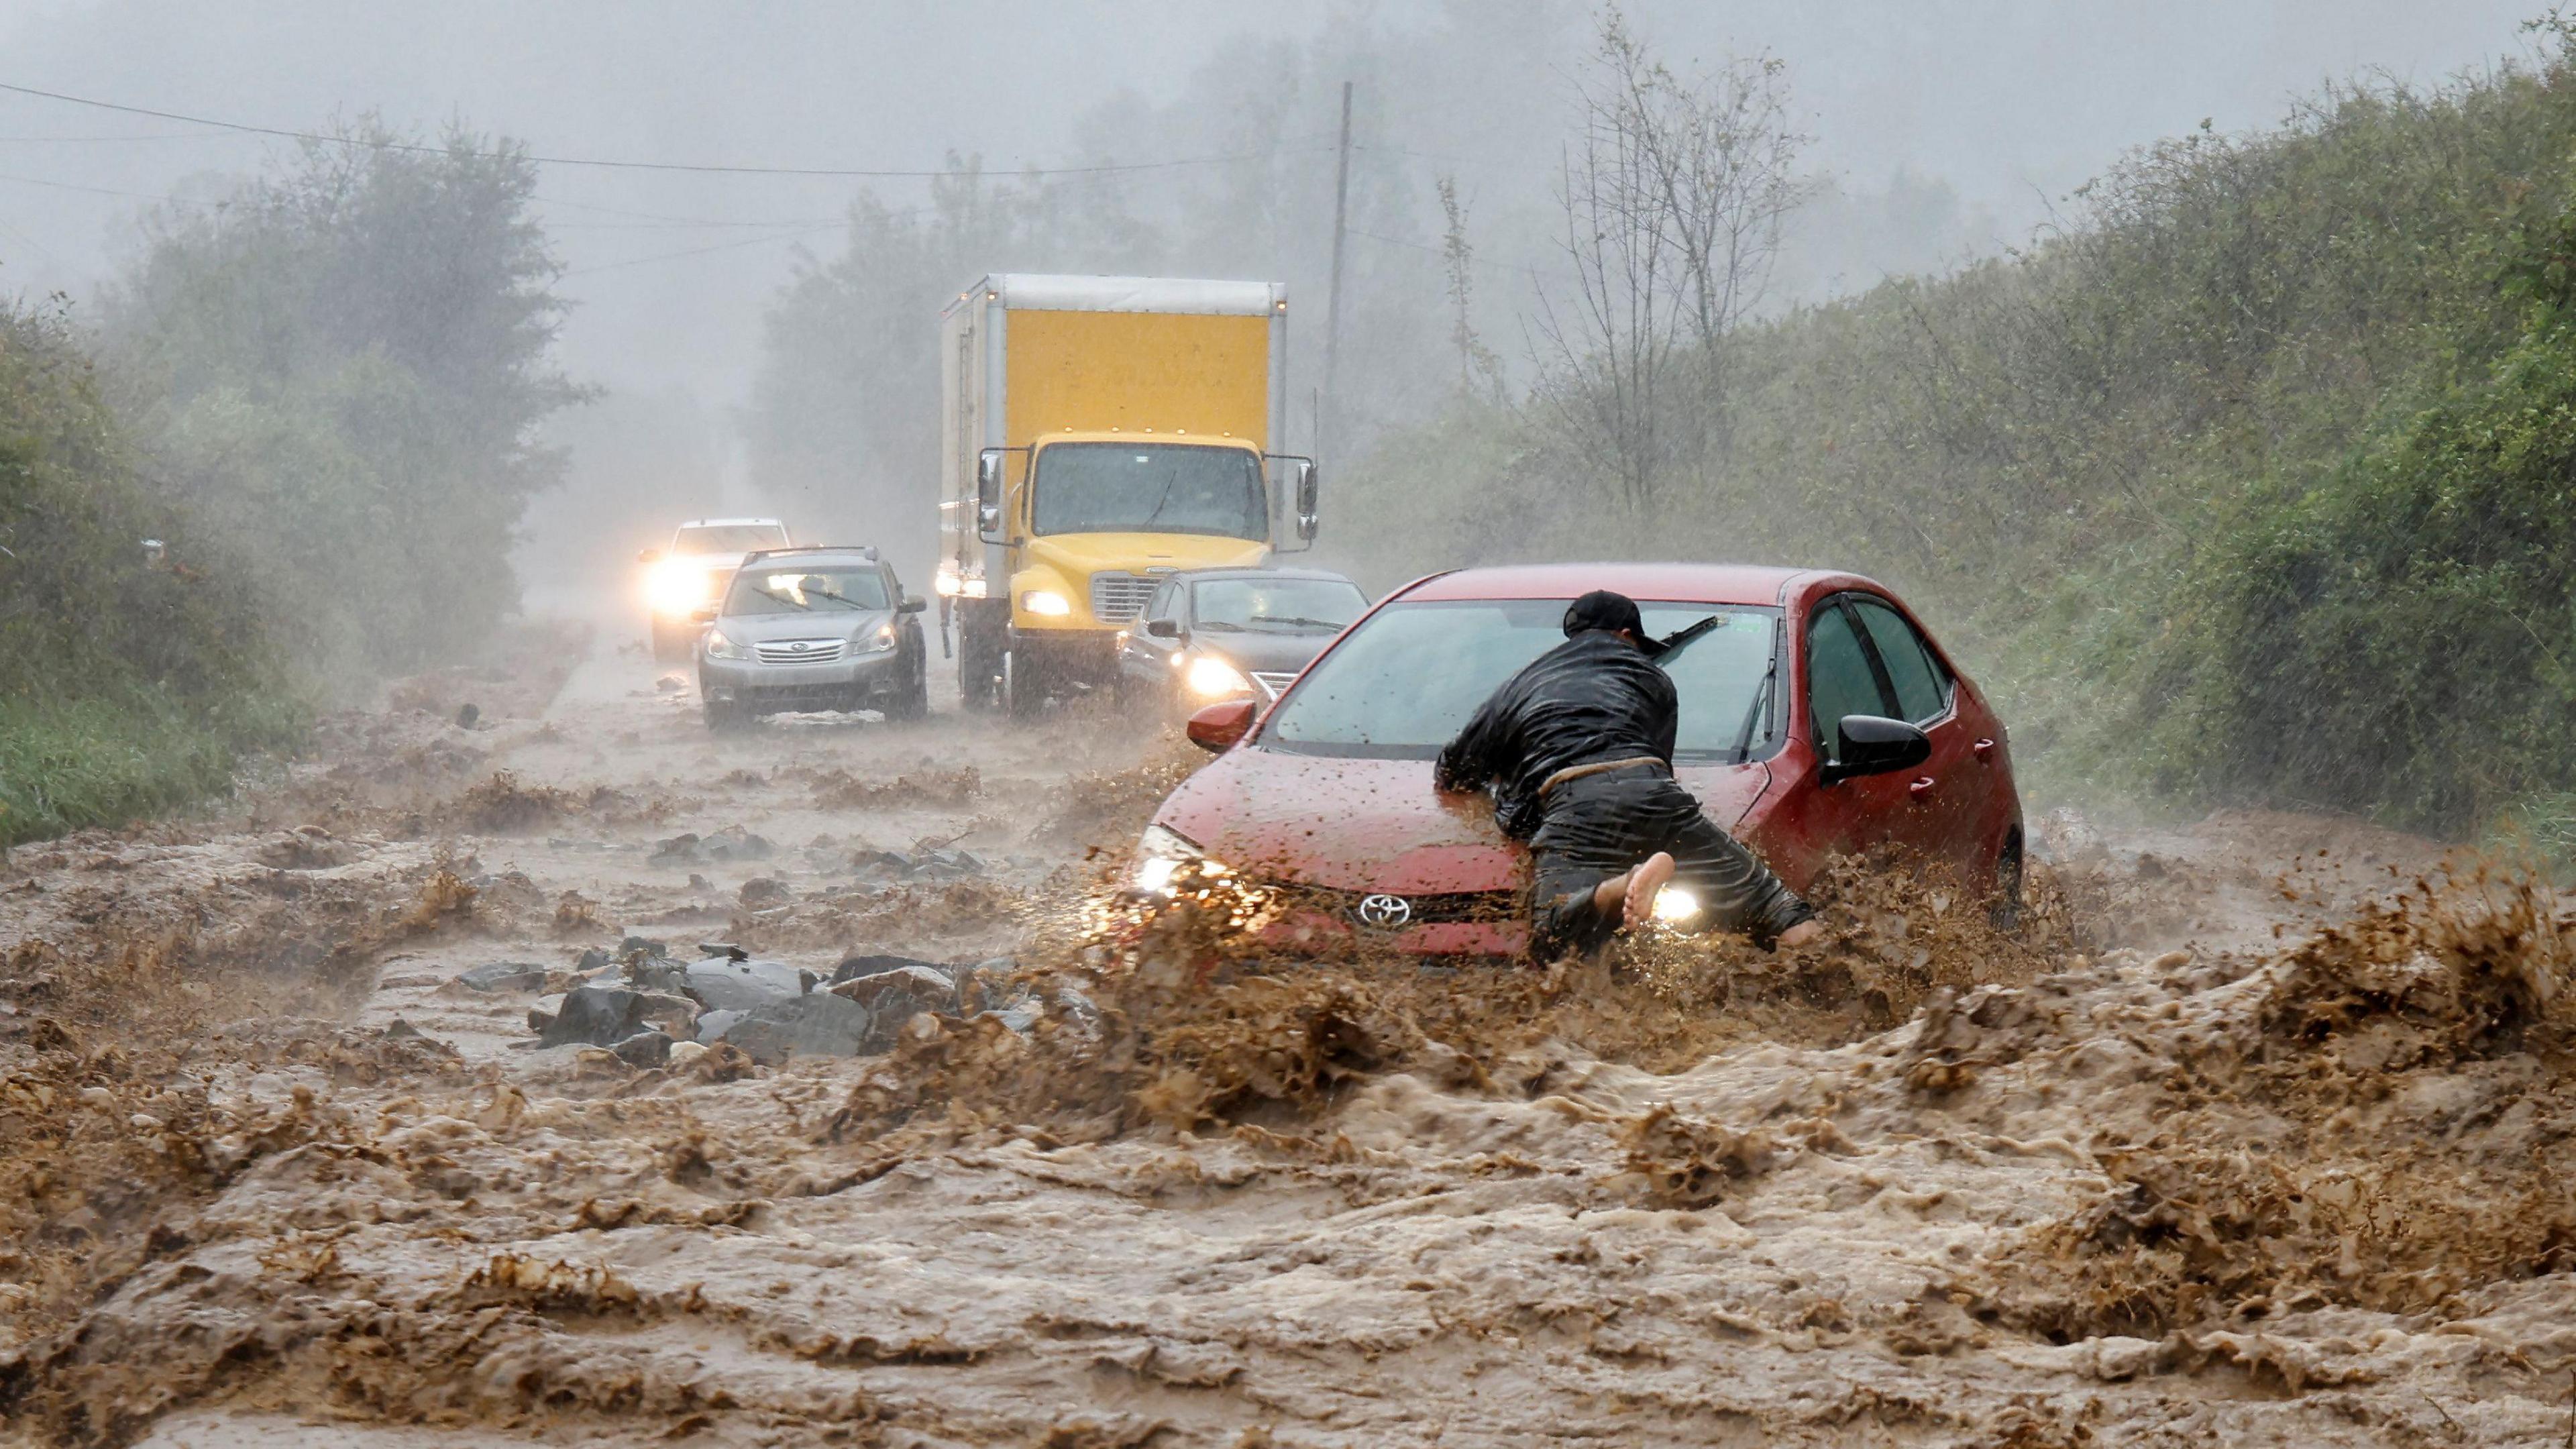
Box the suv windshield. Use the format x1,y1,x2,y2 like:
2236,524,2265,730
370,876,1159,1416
676,524,788,553
1263,598,1780,761
723,567,890,615
1033,443,1266,540
1193,576,1365,633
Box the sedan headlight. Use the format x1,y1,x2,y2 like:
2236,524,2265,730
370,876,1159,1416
1185,655,1251,698
1132,822,1209,896
1021,589,1072,617
702,630,751,661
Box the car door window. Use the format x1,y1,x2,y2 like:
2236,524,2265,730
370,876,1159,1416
1849,596,1950,724
1806,601,1891,749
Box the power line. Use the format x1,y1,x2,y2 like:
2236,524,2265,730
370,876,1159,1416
0,79,1317,180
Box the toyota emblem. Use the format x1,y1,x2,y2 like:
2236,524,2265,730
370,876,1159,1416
1355,893,1413,930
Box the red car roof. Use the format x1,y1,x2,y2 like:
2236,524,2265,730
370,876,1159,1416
1398,562,1817,606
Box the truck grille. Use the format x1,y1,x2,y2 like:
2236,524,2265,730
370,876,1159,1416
1249,671,1297,700
1089,574,1160,623
754,638,846,665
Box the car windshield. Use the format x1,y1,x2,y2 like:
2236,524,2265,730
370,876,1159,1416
1261,598,1780,761
723,567,889,615
1032,443,1267,540
1193,576,1366,633
676,524,788,553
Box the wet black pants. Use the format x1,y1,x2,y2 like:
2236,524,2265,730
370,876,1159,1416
1526,766,1813,958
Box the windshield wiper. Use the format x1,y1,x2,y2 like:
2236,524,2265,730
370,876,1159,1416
1729,657,1776,763
1248,616,1349,630
1654,614,1726,664
1195,620,1247,632
752,586,867,611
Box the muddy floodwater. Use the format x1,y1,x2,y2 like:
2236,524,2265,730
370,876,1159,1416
7,629,2576,1447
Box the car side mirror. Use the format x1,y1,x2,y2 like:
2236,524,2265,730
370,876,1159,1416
637,547,664,565
1819,714,1931,787
1143,618,1181,639
1185,698,1256,753
976,449,1006,541
689,604,719,625
898,594,927,614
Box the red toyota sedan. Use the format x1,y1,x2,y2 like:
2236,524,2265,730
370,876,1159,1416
1135,563,2022,955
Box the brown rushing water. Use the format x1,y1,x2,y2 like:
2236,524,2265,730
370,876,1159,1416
5,631,2573,1448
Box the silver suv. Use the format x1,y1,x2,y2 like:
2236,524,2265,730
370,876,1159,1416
694,547,929,729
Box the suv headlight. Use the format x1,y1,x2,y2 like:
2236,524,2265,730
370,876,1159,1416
860,625,897,653
703,630,751,661
1132,822,1208,896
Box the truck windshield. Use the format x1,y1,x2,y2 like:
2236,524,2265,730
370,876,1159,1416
1261,599,1780,762
676,524,788,553
1032,443,1266,541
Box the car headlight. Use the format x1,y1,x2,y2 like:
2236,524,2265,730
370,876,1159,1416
1651,884,1701,924
1132,822,1210,896
647,559,714,616
1185,655,1251,698
1021,589,1072,616
702,629,751,661
861,625,897,653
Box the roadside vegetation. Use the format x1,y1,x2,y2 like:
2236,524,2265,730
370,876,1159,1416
0,123,576,845
1332,15,2576,845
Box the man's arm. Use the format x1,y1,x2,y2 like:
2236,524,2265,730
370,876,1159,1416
1436,689,1507,793
1646,665,1679,763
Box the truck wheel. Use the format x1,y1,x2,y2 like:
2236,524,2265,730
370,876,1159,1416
957,630,998,712
1002,648,1045,719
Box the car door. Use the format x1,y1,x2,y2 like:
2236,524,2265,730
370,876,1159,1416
1784,593,1931,872
1846,594,1982,863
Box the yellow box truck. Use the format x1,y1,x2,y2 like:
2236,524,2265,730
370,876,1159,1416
936,274,1318,715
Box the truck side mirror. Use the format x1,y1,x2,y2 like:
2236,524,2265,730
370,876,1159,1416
975,449,1006,542
637,547,664,565
1144,618,1181,640
1294,459,1320,542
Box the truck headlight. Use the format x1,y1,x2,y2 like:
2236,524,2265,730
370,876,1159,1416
703,630,751,661
1185,656,1251,698
1021,589,1072,616
1131,823,1209,896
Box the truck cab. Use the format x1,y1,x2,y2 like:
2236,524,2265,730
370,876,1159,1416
936,275,1318,716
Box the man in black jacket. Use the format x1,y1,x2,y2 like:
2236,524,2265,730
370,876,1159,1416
1436,589,1820,958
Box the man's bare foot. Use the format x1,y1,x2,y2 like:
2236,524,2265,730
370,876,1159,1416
1776,918,1823,949
1619,852,1676,932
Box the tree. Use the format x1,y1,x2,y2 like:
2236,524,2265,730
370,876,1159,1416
1530,7,1805,509
102,118,578,680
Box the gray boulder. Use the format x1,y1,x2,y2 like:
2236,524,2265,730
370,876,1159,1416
830,963,956,1022
459,961,547,993
684,957,820,1012
537,985,649,1047
708,992,875,1064
611,1028,672,1068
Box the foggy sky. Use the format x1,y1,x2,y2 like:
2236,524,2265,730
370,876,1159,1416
0,0,2546,407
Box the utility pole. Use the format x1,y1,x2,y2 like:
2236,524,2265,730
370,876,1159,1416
1321,79,1353,469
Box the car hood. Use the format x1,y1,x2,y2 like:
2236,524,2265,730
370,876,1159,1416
1155,746,1774,894
717,608,895,644
1188,629,1342,676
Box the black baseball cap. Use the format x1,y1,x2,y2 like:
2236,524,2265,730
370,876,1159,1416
1562,589,1662,655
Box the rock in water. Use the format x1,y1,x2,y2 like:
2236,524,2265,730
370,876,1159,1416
709,992,875,1065
830,952,945,985
539,985,649,1048
683,957,815,1012
830,963,956,1023
610,1028,672,1068
459,961,549,994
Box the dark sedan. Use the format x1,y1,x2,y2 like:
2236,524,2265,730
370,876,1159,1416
1114,568,1368,710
